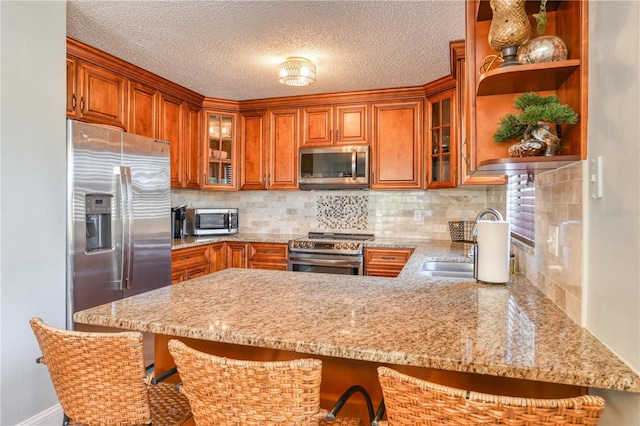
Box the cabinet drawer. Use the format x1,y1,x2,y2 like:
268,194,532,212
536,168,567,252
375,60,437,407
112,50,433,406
364,248,413,266
172,246,209,269
248,243,288,262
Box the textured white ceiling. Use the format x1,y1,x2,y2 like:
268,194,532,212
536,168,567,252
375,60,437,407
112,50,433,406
67,1,465,101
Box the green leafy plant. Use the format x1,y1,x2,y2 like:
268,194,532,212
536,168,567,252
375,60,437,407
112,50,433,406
494,92,578,143
533,0,548,35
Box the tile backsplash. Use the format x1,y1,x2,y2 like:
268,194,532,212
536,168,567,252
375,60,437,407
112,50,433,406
511,162,583,325
172,187,505,240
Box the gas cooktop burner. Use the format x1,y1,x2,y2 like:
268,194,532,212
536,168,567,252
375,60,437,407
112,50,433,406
288,232,374,255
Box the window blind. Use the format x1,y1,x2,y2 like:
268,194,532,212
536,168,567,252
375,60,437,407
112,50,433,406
507,174,535,245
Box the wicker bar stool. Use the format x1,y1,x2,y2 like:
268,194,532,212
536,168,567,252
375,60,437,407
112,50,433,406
30,318,192,426
168,339,372,426
374,366,606,426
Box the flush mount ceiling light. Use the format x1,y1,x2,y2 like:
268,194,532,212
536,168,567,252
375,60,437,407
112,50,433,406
278,57,316,86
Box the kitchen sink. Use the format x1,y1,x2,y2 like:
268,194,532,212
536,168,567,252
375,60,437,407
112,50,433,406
419,260,474,279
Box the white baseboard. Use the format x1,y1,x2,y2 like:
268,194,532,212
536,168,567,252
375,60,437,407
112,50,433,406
16,404,63,426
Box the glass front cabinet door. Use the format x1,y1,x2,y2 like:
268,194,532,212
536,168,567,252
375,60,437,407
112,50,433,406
205,110,237,189
426,89,456,189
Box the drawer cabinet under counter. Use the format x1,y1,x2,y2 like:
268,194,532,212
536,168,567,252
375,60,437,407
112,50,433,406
171,245,210,283
364,247,413,277
248,242,288,271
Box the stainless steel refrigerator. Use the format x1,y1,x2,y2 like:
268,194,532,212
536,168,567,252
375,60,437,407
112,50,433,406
66,119,171,338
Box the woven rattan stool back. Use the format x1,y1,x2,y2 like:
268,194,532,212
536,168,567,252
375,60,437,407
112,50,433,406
377,366,606,426
30,318,191,426
169,339,363,425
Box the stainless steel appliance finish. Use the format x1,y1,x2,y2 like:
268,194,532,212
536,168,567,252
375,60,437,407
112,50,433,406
66,119,171,331
298,146,369,190
288,232,374,275
187,208,239,236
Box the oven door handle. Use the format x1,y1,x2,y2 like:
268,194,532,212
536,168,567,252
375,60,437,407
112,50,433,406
290,257,362,268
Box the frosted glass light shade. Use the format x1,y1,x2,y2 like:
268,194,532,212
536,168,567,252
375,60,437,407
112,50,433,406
278,57,316,86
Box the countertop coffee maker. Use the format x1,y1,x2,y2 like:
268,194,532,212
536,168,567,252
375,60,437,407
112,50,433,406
171,205,187,239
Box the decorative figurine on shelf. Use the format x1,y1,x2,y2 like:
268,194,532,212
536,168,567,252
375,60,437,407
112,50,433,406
493,92,578,157
488,0,532,67
517,0,568,64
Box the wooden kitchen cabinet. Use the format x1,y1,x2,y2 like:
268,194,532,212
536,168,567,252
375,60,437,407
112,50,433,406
248,243,289,271
364,247,413,277
67,57,127,129
371,100,423,189
425,81,457,189
240,108,298,190
171,246,210,284
209,242,227,273
204,110,238,190
301,104,368,147
465,0,587,176
128,81,159,138
161,93,186,188
226,242,248,268
240,110,268,190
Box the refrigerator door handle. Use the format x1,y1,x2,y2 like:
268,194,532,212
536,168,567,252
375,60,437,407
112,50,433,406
123,166,134,289
118,166,133,290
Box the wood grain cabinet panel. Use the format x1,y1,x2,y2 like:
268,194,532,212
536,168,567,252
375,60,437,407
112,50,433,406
160,93,185,189
240,111,268,190
371,101,422,189
171,246,210,284
226,242,248,269
248,243,289,271
364,247,413,277
67,59,127,129
209,243,227,273
128,81,159,138
268,108,299,190
301,104,368,147
183,103,203,189
240,109,298,190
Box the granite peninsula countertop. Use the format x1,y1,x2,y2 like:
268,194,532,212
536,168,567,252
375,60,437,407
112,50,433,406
76,238,640,393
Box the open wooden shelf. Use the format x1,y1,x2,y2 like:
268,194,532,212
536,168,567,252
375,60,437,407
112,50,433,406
478,60,580,96
472,155,580,176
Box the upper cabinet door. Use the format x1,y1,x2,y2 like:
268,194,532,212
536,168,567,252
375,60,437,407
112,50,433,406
426,89,457,189
335,104,368,145
128,81,159,139
240,110,268,190
371,100,423,190
301,103,369,147
75,60,127,129
160,93,185,188
302,106,332,146
183,103,203,189
66,57,78,117
268,108,299,190
204,110,238,190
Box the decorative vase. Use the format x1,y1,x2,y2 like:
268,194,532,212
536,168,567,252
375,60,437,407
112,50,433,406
488,0,531,67
518,35,568,64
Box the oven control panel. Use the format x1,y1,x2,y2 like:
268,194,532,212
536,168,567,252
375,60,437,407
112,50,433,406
288,240,364,255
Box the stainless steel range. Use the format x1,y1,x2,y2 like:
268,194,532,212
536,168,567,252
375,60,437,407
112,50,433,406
288,232,374,276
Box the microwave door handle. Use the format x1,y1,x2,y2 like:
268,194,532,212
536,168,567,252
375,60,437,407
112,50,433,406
352,149,357,180
227,210,232,232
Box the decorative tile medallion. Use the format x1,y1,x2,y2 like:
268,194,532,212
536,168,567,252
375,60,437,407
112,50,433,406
317,195,368,229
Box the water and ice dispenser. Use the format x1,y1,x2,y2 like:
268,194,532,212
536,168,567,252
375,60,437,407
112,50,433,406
85,194,113,252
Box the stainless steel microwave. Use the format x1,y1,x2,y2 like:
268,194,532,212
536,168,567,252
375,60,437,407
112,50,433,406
186,208,238,236
298,146,369,190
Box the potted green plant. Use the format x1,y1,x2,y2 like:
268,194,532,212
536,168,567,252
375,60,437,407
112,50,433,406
494,92,578,157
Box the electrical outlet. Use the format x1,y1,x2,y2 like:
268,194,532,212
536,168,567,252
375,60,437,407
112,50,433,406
413,209,422,222
548,225,559,256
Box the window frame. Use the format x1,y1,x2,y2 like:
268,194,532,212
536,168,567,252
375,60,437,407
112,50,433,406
506,174,535,246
